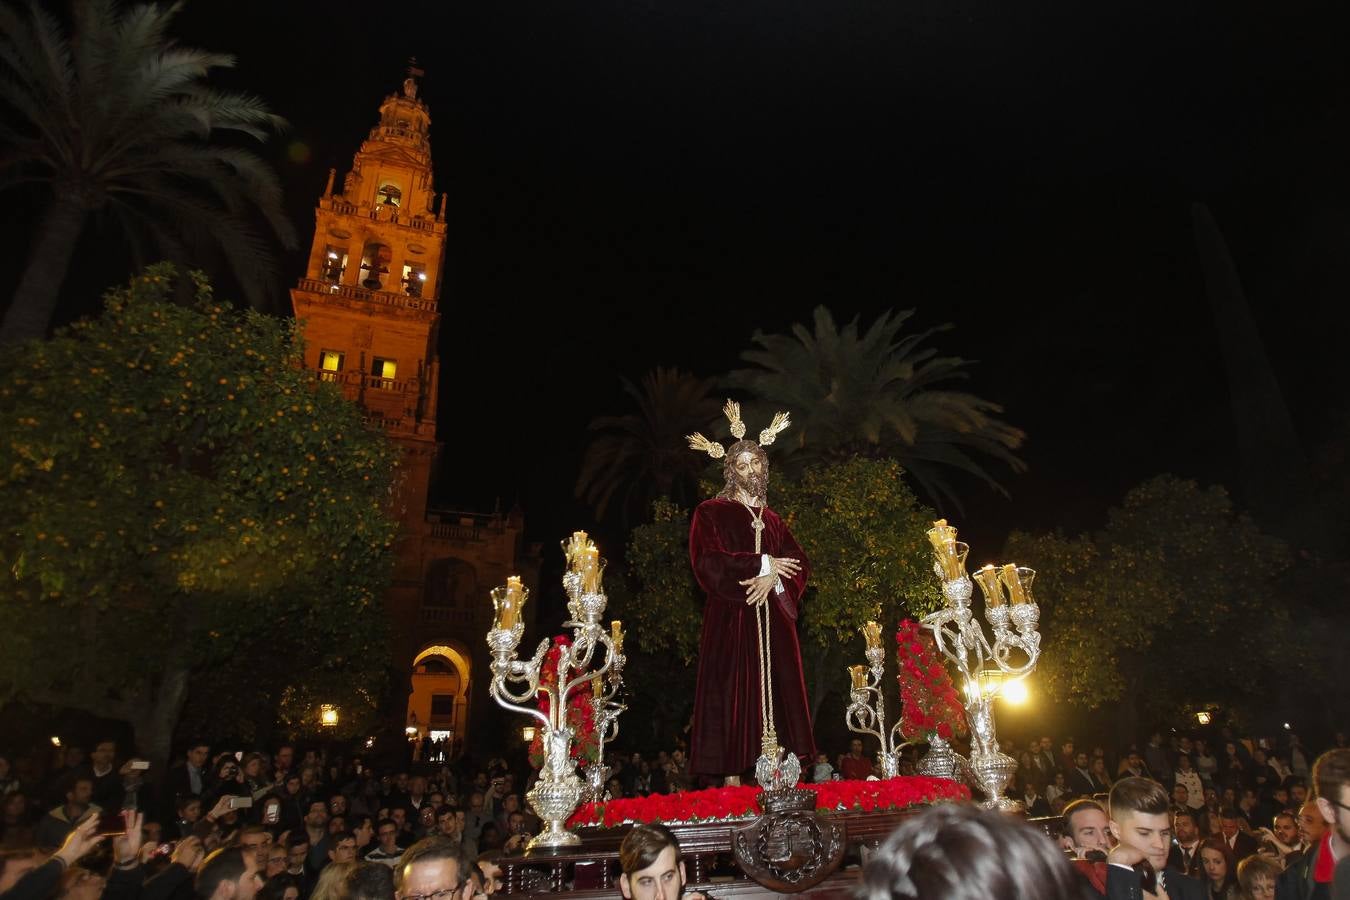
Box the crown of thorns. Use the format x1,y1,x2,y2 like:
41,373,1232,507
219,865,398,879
686,400,791,459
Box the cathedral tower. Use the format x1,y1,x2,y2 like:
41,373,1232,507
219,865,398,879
292,68,539,756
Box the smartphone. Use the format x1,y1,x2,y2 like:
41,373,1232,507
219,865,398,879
150,842,177,859
227,796,253,810
354,763,363,775
92,809,126,836
263,803,280,826
130,760,150,771
234,751,243,761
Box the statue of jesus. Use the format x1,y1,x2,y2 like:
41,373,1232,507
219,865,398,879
686,404,816,779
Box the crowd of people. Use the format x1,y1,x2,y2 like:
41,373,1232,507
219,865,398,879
0,726,1346,900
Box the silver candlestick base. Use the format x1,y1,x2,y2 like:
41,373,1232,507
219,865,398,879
969,749,1021,811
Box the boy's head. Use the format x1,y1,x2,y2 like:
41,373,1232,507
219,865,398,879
1108,777,1172,872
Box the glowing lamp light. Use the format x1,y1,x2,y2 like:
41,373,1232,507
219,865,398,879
418,272,427,281
1001,679,1029,705
327,251,338,259
364,737,375,749
522,726,537,742
1195,711,1212,726
320,705,339,727
404,726,418,738
50,736,61,747
1284,722,1292,731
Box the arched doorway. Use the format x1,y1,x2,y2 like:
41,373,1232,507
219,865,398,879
406,644,471,762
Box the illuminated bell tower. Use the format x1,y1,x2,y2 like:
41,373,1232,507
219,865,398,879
290,65,445,528
294,68,541,757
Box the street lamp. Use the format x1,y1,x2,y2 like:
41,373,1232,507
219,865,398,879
1195,711,1212,726
320,705,339,728
1001,679,1029,705
522,725,537,742
50,736,61,747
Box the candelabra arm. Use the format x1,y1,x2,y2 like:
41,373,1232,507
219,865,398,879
561,635,615,698
490,639,549,705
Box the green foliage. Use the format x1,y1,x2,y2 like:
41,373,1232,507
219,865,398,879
725,306,1024,508
775,457,942,648
0,266,398,751
1005,475,1292,724
624,498,703,664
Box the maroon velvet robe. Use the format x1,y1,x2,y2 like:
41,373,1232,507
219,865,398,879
688,498,817,776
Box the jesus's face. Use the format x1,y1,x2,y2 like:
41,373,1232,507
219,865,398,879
730,450,767,502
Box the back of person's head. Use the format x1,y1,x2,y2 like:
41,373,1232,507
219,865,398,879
618,823,681,876
311,861,355,900
1061,799,1105,837
0,849,42,894
1109,777,1170,820
860,804,1087,900
196,848,249,900
258,875,299,900
1313,749,1350,803
395,837,461,892
347,863,395,900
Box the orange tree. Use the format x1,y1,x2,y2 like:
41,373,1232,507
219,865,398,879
1004,475,1293,740
0,266,399,762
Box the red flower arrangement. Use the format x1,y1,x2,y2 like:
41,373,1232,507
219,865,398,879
566,777,969,829
527,636,601,769
896,619,967,744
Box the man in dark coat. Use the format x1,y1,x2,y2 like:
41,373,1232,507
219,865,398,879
687,405,814,779
1105,777,1205,900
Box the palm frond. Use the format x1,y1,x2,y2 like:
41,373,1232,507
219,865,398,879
728,304,1025,503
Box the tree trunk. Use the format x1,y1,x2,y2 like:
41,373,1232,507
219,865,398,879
0,190,88,345
131,664,192,772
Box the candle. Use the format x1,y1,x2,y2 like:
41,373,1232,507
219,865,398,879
565,531,589,570
849,665,868,690
493,576,526,629
1000,564,1032,605
592,675,604,698
973,565,1004,607
581,546,601,593
862,620,882,650
926,519,967,582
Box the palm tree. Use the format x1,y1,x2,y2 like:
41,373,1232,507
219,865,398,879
0,0,296,344
576,367,724,525
726,305,1025,508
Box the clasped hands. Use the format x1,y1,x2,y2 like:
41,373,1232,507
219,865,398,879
739,557,801,606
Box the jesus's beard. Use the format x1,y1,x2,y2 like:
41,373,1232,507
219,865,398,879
730,471,768,504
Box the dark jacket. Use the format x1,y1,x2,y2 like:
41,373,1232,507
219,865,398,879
1106,864,1206,900
1277,835,1333,900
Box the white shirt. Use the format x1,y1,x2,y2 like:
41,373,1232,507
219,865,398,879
758,554,786,595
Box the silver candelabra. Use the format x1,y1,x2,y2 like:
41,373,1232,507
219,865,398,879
844,622,910,779
921,520,1041,811
486,532,625,850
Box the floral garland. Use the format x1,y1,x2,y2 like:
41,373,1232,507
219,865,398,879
896,619,967,743
527,636,601,769
567,776,969,829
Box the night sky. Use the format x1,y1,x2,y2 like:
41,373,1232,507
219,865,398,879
13,0,1350,561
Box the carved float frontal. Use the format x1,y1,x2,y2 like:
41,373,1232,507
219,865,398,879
732,788,846,893
493,777,968,898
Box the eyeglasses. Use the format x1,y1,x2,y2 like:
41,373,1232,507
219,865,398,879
402,885,462,900
1326,797,1350,815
